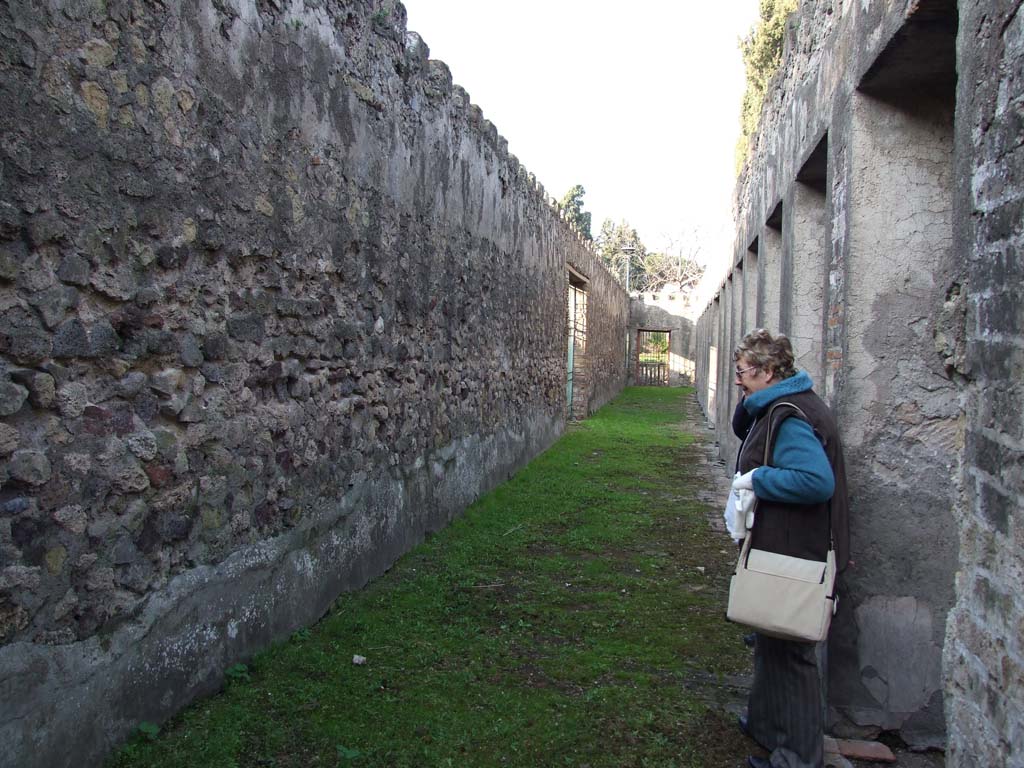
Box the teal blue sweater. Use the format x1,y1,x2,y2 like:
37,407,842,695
742,371,835,504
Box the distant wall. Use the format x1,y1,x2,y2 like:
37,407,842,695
0,2,627,766
696,0,966,750
628,289,696,386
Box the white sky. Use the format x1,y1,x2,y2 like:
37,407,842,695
402,0,762,263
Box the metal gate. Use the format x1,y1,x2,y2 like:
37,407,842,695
637,330,669,386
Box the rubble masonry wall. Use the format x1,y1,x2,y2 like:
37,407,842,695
0,1,628,766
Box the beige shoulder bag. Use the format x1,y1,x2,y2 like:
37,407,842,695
726,402,837,642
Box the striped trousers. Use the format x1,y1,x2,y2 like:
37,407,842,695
746,633,824,768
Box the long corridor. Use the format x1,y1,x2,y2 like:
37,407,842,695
110,388,756,767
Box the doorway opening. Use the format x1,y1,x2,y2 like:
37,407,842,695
567,268,589,417
636,330,670,386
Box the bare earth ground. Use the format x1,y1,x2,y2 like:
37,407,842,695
683,393,946,768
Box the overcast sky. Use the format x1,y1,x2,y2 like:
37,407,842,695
402,0,762,264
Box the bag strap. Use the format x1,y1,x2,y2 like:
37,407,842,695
763,401,808,465
762,401,835,555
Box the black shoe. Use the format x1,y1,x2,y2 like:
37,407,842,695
737,714,752,738
747,757,770,768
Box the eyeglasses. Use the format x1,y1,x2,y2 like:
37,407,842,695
735,365,758,378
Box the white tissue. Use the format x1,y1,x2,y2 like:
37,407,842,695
724,472,757,542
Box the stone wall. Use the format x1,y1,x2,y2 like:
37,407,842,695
694,0,1008,753
569,255,629,419
627,288,696,386
0,1,628,766
943,1,1024,764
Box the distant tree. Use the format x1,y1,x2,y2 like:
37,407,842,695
649,332,669,356
639,251,705,294
595,218,647,291
559,184,593,241
638,229,706,293
736,0,798,171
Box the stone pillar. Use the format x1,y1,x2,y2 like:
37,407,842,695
743,245,759,340
717,282,731,443
721,274,740,460
790,181,827,387
830,89,958,746
759,221,784,330
707,298,720,420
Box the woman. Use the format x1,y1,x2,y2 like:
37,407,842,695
729,329,849,768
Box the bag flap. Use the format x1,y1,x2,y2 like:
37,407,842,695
745,548,832,583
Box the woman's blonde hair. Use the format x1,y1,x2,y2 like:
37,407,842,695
734,328,797,380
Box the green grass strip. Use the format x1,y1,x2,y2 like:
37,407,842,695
110,387,752,768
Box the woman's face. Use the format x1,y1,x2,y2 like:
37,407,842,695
735,355,774,397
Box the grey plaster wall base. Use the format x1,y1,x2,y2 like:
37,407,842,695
0,410,560,768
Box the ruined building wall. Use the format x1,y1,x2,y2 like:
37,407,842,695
0,2,628,766
569,251,629,419
695,0,983,751
627,290,696,386
943,1,1024,764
